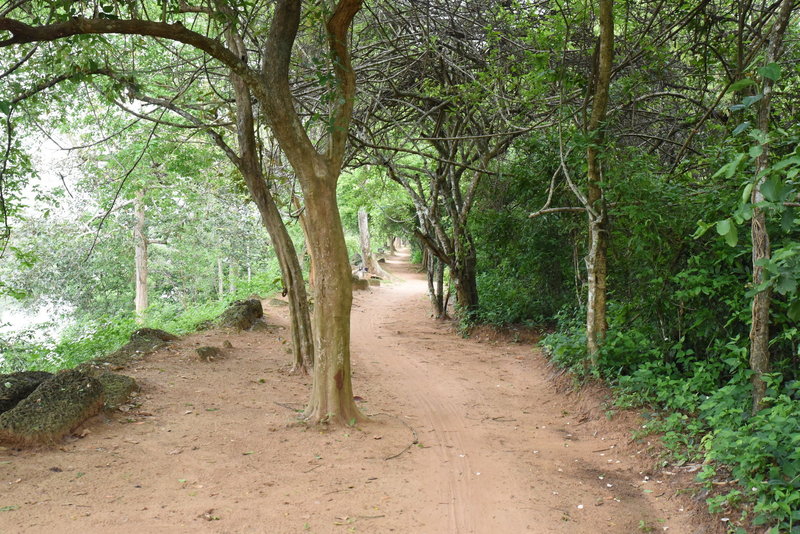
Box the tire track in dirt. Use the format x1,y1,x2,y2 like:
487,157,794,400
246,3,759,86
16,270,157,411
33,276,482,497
350,253,707,533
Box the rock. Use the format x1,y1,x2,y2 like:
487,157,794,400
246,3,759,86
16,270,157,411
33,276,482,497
216,299,264,330
130,328,178,342
0,370,104,446
94,373,139,410
0,371,54,414
249,319,270,332
268,298,289,307
222,340,233,349
77,328,178,373
195,320,214,331
368,279,381,287
352,279,369,291
196,346,225,361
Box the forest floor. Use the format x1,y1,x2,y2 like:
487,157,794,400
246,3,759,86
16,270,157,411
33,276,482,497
0,252,725,534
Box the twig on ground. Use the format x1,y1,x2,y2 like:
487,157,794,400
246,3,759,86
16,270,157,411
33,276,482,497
274,401,304,412
368,412,419,460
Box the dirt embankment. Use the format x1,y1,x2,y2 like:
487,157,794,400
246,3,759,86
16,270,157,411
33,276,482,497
0,252,722,534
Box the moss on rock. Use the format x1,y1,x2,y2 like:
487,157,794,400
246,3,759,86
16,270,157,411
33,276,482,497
0,370,104,445
216,299,264,330
94,373,139,410
77,327,177,373
0,371,54,414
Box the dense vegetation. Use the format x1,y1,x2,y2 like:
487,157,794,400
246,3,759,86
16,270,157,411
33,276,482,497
1,0,799,530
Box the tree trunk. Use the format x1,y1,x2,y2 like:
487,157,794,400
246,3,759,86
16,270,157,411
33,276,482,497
301,174,363,424
294,195,315,289
217,257,225,299
452,234,479,315
585,0,613,362
452,263,478,317
749,0,793,413
251,186,315,372
261,0,362,424
133,189,148,323
225,30,314,371
585,215,608,358
388,237,397,255
228,260,237,294
358,207,391,279
434,257,446,319
358,207,377,273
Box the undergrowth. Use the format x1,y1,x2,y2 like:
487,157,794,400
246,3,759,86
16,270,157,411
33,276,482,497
542,320,800,533
0,274,280,374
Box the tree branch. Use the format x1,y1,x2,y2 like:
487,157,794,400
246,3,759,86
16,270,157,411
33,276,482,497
528,206,586,219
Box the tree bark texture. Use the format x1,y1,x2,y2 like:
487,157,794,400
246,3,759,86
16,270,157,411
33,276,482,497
749,0,793,413
133,189,148,323
357,208,377,273
585,0,613,362
262,0,364,424
225,27,314,372
301,176,362,424
451,227,479,315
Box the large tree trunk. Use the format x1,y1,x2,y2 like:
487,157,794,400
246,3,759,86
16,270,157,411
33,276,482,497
749,0,793,413
434,257,446,319
133,189,148,323
261,0,363,424
585,0,613,362
452,230,479,315
301,174,363,424
452,258,478,316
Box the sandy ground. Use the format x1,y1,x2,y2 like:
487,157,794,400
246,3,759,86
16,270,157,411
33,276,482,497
0,252,724,534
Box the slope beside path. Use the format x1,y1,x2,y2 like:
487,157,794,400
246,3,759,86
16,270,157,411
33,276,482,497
0,252,719,533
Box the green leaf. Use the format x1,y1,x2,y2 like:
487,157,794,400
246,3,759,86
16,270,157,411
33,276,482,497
693,221,714,239
728,78,756,92
772,155,800,171
0,506,18,512
748,129,769,144
788,301,800,321
0,101,10,115
760,178,782,202
775,273,796,295
732,121,751,135
758,63,781,82
749,144,763,158
781,209,794,232
743,94,763,108
741,182,754,203
716,219,738,247
713,153,746,179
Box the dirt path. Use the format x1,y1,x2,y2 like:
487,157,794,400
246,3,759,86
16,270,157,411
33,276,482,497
0,252,718,533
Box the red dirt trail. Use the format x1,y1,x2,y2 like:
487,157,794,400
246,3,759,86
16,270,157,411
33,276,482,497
0,252,719,533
